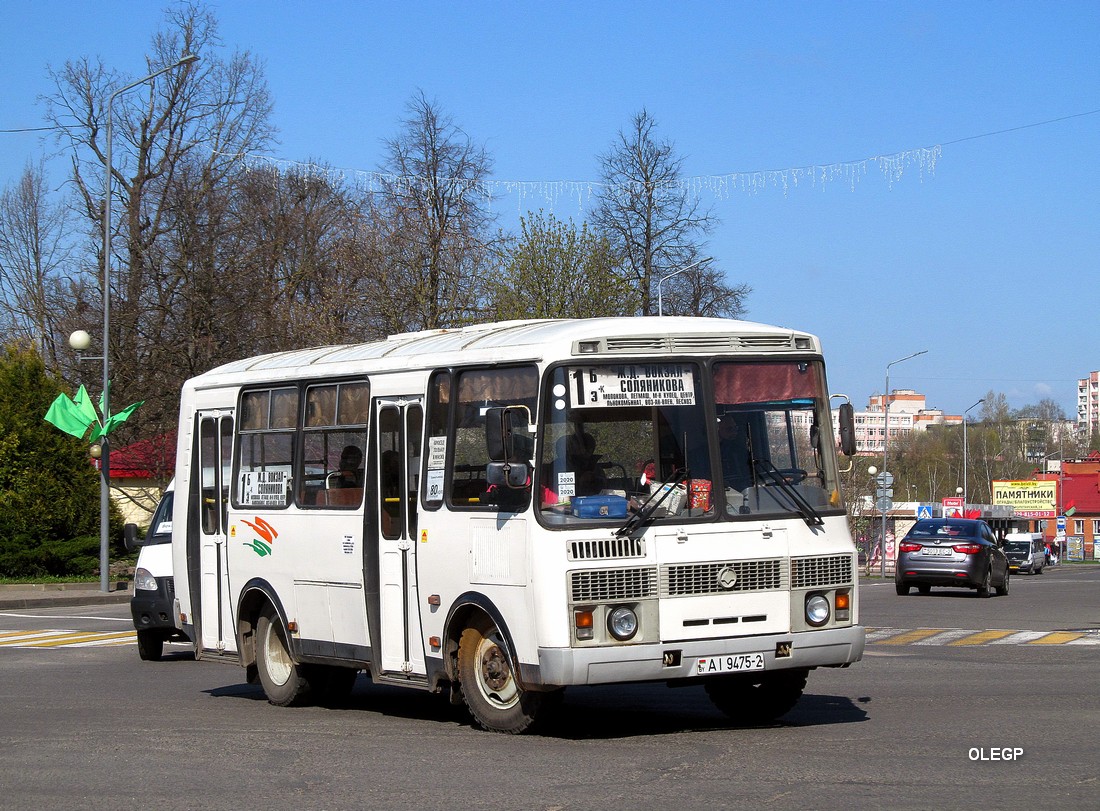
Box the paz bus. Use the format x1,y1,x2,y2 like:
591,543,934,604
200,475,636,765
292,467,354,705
171,317,864,733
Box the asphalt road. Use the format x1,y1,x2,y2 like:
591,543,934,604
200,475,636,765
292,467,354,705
0,566,1097,810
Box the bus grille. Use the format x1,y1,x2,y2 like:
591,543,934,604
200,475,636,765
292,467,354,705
661,559,785,596
570,567,657,602
791,554,855,589
569,537,645,560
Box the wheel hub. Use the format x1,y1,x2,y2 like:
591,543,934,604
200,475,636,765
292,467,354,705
480,644,510,691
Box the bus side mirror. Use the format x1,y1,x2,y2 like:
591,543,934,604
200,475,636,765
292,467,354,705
124,523,141,553
486,461,531,489
485,406,532,463
838,403,856,456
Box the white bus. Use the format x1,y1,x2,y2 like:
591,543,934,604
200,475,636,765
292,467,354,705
171,317,864,733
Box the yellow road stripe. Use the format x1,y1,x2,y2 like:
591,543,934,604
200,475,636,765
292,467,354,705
17,631,136,648
878,629,946,645
1029,631,1085,645
0,630,61,640
949,630,1017,646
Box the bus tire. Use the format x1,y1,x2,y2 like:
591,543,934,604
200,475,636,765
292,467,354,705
457,616,550,734
136,629,164,661
256,606,311,706
704,668,808,725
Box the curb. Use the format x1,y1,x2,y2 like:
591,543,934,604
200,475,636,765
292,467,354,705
0,583,132,611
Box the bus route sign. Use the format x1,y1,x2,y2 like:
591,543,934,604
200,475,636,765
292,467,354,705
570,365,696,409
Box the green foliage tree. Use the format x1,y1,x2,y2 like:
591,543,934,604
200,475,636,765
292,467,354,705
0,343,118,577
488,211,639,320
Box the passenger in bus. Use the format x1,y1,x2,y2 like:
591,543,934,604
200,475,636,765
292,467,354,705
335,445,365,488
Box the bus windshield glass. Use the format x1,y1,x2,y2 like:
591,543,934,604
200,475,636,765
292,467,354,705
537,359,841,525
713,360,839,519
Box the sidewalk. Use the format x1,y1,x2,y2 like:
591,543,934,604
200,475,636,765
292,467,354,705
0,581,132,610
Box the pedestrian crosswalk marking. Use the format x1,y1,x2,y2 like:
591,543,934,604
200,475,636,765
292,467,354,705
876,629,945,645
0,629,136,648
867,627,1100,647
1028,631,1085,645
948,630,1016,646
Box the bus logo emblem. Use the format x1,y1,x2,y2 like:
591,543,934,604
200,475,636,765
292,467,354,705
717,566,738,590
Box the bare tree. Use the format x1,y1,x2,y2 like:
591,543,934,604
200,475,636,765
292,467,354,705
372,91,498,332
0,164,77,369
41,2,275,448
592,109,749,317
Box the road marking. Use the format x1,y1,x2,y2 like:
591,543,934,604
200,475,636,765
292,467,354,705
875,629,945,645
948,630,1017,646
1029,631,1085,645
867,628,1100,647
0,629,136,648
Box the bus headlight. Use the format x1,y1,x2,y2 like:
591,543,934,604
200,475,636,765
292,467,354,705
135,567,158,591
607,606,639,641
805,593,830,627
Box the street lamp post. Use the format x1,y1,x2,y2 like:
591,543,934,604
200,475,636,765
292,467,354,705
656,258,705,316
93,53,198,593
880,349,928,577
962,398,984,510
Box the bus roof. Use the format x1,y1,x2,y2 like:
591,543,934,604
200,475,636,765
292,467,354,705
186,316,821,388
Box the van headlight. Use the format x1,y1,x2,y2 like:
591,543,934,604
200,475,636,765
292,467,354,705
607,606,639,641
805,593,830,627
135,567,158,591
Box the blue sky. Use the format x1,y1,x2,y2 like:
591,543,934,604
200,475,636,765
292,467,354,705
3,1,1098,419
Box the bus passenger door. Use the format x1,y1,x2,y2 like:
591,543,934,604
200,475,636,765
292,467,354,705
193,410,234,654
374,399,425,676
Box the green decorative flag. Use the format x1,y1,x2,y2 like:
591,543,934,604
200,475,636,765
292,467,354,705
73,384,98,426
44,382,144,443
91,400,145,441
44,385,98,439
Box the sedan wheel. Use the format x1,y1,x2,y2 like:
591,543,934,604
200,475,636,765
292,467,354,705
977,566,992,598
996,568,1010,596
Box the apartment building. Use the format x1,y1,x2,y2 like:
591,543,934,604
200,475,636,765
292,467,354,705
837,389,961,456
1079,371,1099,437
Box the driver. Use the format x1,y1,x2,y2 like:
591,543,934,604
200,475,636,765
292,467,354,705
717,416,752,490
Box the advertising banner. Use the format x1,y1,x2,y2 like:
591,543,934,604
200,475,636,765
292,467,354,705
992,480,1058,518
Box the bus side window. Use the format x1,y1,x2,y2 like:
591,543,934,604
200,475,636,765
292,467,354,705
301,381,369,510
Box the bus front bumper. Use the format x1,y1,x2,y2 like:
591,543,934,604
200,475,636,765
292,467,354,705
530,625,865,687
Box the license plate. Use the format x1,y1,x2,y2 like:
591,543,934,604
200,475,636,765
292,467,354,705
691,653,765,676
923,547,951,556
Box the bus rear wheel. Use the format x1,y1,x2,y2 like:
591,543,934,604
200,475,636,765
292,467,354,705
705,668,808,725
256,606,311,706
457,616,554,734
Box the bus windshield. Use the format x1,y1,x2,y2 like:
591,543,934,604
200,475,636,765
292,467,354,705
537,359,841,526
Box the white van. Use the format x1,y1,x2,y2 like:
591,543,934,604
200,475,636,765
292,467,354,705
1003,532,1046,575
126,480,189,659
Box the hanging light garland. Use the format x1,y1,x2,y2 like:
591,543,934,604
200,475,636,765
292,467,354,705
224,108,1100,210
232,143,942,213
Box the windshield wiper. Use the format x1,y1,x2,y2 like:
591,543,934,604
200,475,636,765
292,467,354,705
751,460,824,527
615,468,689,537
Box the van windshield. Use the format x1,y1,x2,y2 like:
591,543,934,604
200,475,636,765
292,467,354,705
145,491,175,545
1004,541,1032,554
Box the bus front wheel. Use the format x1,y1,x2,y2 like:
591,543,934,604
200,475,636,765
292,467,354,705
256,606,311,706
705,668,808,725
457,616,553,734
